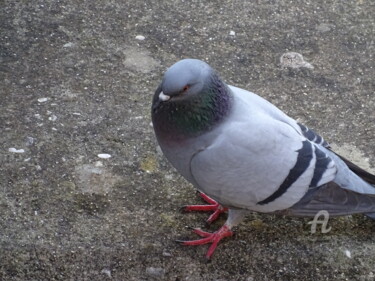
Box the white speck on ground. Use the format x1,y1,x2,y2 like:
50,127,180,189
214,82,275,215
344,249,351,258
135,35,145,40
8,148,25,153
98,153,111,159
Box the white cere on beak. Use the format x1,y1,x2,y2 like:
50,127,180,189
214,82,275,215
159,91,170,101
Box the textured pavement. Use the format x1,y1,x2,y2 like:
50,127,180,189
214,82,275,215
1,0,375,280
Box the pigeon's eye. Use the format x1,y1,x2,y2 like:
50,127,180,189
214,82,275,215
183,85,190,92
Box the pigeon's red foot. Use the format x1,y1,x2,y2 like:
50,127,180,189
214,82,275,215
177,225,233,259
181,192,228,224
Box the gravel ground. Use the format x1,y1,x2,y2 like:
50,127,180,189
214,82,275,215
1,0,374,280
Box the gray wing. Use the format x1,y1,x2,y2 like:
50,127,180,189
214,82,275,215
283,182,375,217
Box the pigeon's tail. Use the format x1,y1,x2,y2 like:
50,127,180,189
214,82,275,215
284,182,375,218
365,213,375,220
332,150,375,185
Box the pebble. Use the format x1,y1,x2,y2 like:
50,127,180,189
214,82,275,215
344,249,351,258
229,30,235,36
9,148,25,153
38,97,48,103
280,52,314,69
98,153,112,159
135,35,145,40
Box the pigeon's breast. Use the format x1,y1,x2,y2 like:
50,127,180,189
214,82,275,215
155,132,219,187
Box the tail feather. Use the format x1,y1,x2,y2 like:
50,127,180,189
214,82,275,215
285,182,375,217
330,149,375,185
365,213,375,220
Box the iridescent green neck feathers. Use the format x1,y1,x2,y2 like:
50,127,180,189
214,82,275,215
152,73,232,142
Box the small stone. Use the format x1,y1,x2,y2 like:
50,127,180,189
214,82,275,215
98,153,112,159
135,35,145,40
38,97,48,103
9,148,25,153
280,52,314,69
344,249,351,258
229,30,235,36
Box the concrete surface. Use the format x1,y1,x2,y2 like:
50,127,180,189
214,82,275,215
1,0,374,280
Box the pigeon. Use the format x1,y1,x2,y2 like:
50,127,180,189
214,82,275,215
151,58,375,259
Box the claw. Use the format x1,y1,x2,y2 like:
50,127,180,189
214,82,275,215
181,192,228,224
177,225,233,259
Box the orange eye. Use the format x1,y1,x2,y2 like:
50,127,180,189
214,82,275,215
183,85,190,92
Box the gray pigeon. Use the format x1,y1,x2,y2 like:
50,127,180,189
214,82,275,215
151,58,375,259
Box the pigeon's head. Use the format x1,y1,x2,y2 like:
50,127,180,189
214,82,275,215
158,59,213,102
152,59,232,140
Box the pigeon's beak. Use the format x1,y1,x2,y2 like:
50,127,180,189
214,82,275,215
159,91,170,101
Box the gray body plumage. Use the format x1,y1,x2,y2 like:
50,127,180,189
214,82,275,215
152,59,375,223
